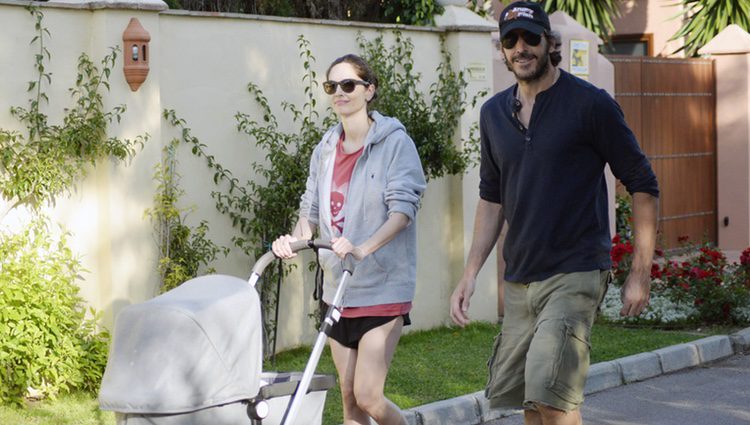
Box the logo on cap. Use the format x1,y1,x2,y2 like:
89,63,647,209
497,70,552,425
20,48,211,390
505,7,535,21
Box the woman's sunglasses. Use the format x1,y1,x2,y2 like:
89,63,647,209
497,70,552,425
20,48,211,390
322,79,370,95
501,31,543,49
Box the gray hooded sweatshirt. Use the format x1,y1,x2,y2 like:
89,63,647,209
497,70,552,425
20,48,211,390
299,111,426,307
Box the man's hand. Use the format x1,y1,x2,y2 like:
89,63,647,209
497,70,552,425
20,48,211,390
450,276,476,327
620,268,651,317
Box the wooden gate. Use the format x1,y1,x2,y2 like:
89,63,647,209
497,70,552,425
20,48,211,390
608,56,716,250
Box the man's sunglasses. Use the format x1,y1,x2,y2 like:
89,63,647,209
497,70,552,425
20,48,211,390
322,79,370,95
501,31,543,49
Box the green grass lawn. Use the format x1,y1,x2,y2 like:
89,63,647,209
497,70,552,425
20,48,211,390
0,321,732,425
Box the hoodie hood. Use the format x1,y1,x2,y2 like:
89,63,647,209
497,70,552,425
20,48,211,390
320,110,407,151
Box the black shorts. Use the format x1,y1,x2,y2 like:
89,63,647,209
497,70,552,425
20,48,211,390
328,314,411,349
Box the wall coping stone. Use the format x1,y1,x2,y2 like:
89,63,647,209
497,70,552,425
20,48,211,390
0,0,494,33
700,24,750,55
0,0,167,11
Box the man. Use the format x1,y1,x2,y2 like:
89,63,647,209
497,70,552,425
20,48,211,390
449,2,659,425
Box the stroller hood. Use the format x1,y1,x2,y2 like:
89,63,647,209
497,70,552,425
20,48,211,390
99,274,263,414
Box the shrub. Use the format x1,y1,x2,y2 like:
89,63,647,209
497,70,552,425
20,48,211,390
360,31,485,180
166,0,444,26
145,140,228,293
658,243,750,324
607,236,750,326
0,218,109,405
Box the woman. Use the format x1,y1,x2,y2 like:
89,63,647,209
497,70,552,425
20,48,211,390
272,54,426,425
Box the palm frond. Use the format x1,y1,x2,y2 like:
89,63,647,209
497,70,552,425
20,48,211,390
538,0,621,42
671,0,750,57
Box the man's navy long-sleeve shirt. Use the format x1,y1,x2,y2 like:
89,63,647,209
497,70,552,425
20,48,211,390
479,70,659,283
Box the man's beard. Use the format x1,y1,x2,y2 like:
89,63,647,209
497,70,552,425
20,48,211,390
504,49,550,83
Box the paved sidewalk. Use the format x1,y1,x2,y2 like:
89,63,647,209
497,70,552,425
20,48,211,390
490,353,750,425
400,327,750,425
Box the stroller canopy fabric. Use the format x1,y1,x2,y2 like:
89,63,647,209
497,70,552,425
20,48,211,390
99,274,263,414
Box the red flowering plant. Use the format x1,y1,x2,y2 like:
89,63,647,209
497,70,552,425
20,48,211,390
610,194,663,287
657,241,750,324
610,233,634,286
608,195,749,325
611,195,635,286
737,247,750,289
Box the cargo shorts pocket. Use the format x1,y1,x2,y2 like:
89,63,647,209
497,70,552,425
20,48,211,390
485,331,503,397
545,319,591,405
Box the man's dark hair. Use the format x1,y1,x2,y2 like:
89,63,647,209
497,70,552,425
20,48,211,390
547,31,562,67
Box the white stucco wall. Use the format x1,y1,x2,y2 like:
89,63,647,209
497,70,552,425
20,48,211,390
0,0,497,350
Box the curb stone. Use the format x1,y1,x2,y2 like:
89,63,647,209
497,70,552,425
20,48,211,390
415,394,480,425
693,335,734,363
395,326,750,425
653,343,700,373
473,391,521,422
730,327,750,352
616,351,661,383
583,360,622,394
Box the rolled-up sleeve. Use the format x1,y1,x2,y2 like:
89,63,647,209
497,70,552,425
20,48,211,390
593,91,659,198
384,133,427,223
478,107,503,204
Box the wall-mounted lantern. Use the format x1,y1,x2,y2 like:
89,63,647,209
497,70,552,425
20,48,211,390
122,18,151,92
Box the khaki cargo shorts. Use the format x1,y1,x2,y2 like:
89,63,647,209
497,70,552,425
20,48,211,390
486,270,610,412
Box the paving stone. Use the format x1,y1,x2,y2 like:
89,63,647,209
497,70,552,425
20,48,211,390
653,343,700,373
584,360,623,394
693,335,733,363
415,394,480,425
616,352,662,383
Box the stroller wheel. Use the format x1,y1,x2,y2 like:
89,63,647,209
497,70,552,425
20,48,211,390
248,399,270,420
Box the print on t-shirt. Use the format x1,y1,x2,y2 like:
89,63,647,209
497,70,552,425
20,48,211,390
330,186,346,234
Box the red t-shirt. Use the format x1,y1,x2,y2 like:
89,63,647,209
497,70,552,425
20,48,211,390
331,132,411,318
330,133,363,235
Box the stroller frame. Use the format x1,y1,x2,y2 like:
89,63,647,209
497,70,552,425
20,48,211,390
99,239,354,425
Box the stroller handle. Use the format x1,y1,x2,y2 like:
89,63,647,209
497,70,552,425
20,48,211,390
250,238,356,277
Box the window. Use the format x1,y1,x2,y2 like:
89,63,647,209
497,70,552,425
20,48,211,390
604,34,654,57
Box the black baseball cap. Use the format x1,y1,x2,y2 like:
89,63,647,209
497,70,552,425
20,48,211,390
499,1,551,38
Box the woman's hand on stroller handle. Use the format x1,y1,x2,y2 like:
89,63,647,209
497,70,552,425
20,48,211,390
266,237,356,276
272,234,299,259
331,237,366,261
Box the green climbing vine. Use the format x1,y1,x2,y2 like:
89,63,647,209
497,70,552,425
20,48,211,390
0,6,146,404
145,140,229,293
162,32,485,355
0,7,145,213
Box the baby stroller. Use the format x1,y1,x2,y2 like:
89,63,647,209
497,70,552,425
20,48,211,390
99,240,355,425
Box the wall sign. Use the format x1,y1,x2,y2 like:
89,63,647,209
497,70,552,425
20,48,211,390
570,39,590,79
